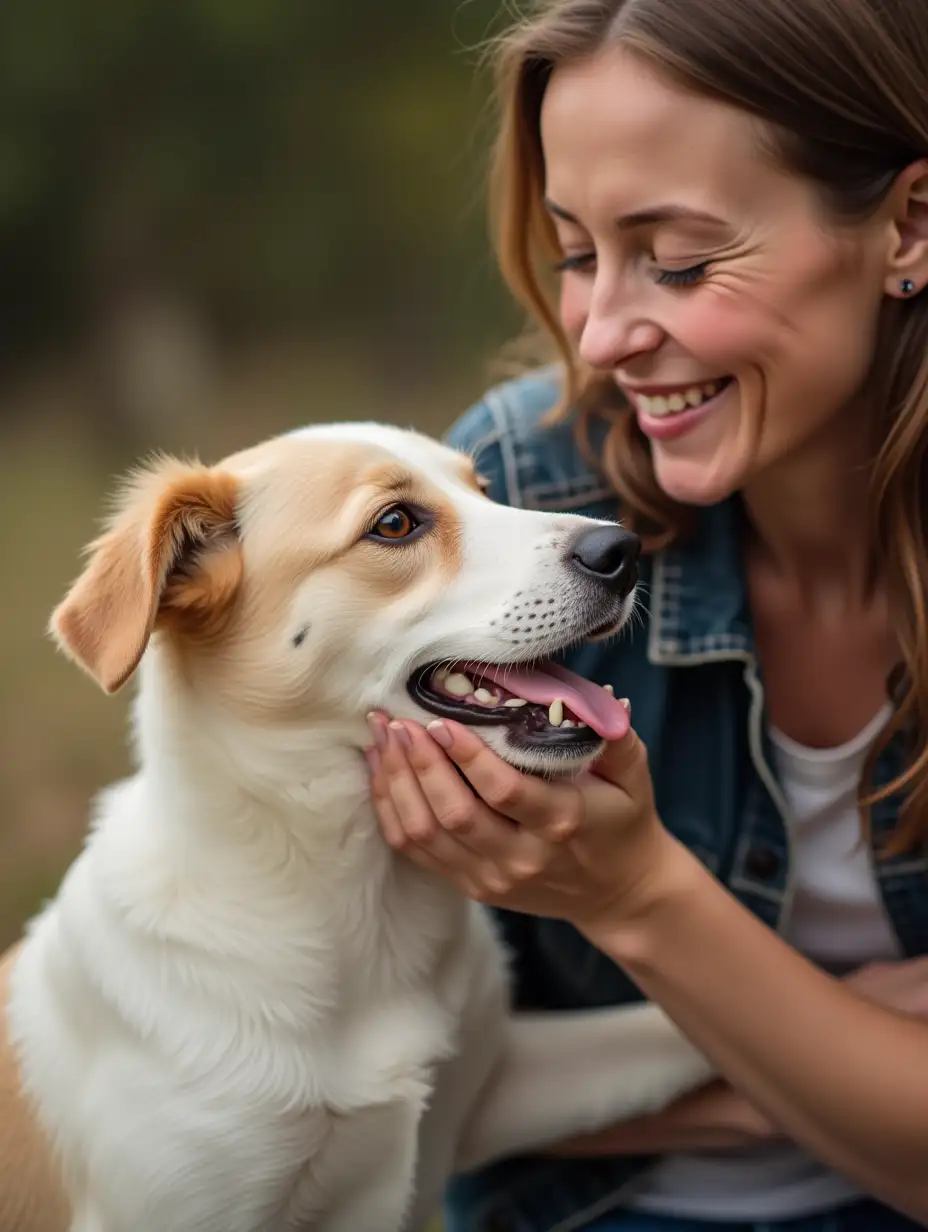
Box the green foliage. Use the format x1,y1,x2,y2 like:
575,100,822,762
0,0,514,363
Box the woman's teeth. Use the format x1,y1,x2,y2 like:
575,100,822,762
635,380,726,418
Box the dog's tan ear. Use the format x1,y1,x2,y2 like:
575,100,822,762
50,456,242,694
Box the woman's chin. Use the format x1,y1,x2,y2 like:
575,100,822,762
652,455,742,508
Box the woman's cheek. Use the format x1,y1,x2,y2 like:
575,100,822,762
560,278,781,372
559,281,589,342
674,293,771,371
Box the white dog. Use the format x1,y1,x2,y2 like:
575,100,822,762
6,423,713,1232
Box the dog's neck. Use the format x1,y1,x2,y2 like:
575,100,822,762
115,656,470,994
132,654,376,852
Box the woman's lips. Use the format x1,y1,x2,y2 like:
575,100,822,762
625,378,734,441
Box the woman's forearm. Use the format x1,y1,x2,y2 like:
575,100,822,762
585,839,928,1220
548,1080,781,1156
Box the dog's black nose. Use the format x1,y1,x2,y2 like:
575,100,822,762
569,525,641,597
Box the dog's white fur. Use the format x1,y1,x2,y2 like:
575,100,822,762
6,423,713,1232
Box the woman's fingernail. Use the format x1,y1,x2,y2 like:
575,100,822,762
366,712,387,748
619,697,631,714
427,720,453,749
389,720,412,749
364,746,381,774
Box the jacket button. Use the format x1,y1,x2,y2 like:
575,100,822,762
744,846,781,879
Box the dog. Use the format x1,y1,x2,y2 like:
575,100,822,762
3,422,714,1232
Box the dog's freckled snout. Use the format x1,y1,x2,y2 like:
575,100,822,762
569,525,640,598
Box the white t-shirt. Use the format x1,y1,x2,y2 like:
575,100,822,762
628,703,897,1220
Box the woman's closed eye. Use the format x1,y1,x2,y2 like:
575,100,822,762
553,254,711,287
653,261,710,288
553,252,596,274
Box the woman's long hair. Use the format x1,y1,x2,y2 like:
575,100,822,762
488,0,928,851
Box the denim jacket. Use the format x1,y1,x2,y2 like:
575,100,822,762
439,367,928,1232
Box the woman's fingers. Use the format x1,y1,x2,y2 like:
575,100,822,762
366,714,555,898
386,720,542,861
426,719,582,842
367,711,495,850
395,720,488,837
365,745,407,848
368,722,488,885
368,715,441,844
403,721,553,870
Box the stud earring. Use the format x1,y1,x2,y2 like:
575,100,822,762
901,277,917,295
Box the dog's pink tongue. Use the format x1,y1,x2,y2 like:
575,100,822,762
462,661,629,741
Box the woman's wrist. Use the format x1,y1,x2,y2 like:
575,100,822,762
577,828,708,960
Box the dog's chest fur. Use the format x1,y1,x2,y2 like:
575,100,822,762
9,746,496,1231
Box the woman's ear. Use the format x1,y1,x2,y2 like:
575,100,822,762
884,160,928,299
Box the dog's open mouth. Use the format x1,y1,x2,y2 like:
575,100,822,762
407,659,629,749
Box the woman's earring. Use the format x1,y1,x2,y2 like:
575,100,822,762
901,277,917,296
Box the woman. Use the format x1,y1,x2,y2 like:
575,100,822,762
366,0,928,1229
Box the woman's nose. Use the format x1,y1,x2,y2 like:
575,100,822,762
577,278,665,371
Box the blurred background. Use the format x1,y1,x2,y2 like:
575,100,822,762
0,0,525,948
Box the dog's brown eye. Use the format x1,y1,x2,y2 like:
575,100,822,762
370,505,419,541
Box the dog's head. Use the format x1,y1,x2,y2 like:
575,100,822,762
51,423,638,776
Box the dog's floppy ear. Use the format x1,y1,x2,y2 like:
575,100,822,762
50,455,242,694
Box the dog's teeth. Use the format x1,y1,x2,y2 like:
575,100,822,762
473,688,500,706
548,698,564,727
503,697,527,708
603,683,614,695
561,719,575,728
444,672,474,697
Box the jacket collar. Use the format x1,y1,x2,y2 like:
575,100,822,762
647,497,754,666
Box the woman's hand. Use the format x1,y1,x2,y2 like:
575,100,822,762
844,958,928,1020
364,709,678,933
549,1078,782,1157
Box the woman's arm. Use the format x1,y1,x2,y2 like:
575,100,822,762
367,719,928,1219
549,958,928,1159
548,1079,781,1156
585,838,928,1221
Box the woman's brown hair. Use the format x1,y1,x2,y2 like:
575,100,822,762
487,0,928,851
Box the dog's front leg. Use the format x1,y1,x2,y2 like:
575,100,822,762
454,1001,716,1173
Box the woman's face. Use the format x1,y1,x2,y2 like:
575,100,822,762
540,47,897,506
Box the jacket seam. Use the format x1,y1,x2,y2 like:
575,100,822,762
485,386,526,509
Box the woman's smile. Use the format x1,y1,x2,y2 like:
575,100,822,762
620,376,735,440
